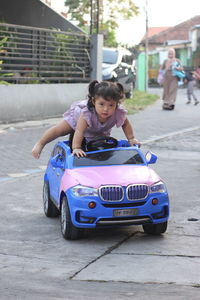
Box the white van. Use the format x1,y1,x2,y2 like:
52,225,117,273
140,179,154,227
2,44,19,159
102,47,136,98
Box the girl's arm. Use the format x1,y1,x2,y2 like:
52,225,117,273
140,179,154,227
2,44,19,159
32,120,71,159
72,114,88,157
122,118,141,147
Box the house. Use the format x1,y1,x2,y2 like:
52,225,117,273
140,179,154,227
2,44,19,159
141,26,171,43
138,15,200,85
190,24,200,67
0,0,83,33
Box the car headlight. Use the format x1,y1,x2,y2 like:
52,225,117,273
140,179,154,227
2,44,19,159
102,68,117,79
102,67,113,77
149,181,167,193
111,70,117,78
72,185,98,197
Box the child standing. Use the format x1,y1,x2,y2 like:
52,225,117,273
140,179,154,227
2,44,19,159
185,71,199,105
32,80,140,158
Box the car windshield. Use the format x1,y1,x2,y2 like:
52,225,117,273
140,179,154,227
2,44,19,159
73,149,144,167
103,49,118,64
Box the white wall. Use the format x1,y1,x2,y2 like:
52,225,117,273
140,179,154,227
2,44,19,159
0,83,88,123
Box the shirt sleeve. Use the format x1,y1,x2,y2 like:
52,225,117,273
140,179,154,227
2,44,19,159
115,105,127,127
81,107,93,127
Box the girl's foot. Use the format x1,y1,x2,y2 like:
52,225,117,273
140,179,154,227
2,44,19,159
186,100,191,104
32,142,44,159
194,100,199,105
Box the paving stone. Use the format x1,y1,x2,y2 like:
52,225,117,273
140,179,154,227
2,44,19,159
73,253,200,285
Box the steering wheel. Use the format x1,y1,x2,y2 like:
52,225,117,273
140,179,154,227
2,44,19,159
86,136,118,152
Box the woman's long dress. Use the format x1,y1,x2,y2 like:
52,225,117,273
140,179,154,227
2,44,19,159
162,70,178,107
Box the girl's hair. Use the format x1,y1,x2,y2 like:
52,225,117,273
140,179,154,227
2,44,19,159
87,80,125,111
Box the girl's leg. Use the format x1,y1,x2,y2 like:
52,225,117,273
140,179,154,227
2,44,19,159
32,120,73,158
186,82,192,104
190,81,199,104
186,91,191,104
191,92,198,102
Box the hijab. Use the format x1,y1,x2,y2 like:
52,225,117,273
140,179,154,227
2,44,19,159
165,48,176,70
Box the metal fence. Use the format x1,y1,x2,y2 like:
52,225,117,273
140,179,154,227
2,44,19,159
0,23,91,83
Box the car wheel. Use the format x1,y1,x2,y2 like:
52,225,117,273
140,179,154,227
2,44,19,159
43,181,59,218
142,221,168,235
60,196,83,240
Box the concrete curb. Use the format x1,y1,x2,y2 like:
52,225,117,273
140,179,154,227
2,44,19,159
0,116,62,131
141,126,200,144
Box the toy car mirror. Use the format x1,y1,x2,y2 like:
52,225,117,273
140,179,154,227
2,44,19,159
50,154,64,169
145,151,157,164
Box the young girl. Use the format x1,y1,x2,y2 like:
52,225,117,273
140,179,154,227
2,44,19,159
32,80,140,158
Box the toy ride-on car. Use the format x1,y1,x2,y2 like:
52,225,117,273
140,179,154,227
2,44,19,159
43,136,170,240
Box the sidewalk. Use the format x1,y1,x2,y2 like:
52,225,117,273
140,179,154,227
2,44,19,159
126,87,200,143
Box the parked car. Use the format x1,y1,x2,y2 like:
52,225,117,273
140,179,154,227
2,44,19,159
43,137,170,240
102,47,136,98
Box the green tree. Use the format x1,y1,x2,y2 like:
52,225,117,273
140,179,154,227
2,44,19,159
65,0,90,28
65,0,138,47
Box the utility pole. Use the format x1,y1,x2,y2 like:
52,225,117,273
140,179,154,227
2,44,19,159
90,0,102,34
90,0,93,34
90,0,103,81
145,0,148,91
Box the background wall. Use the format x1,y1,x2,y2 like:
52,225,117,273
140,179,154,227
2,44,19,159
0,84,88,123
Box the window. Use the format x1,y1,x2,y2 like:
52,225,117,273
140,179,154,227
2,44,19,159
103,49,118,64
73,149,144,167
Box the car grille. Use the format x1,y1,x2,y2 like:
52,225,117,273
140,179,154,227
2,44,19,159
127,184,148,200
99,184,149,201
99,185,124,201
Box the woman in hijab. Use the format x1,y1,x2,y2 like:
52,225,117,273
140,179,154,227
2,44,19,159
160,48,183,110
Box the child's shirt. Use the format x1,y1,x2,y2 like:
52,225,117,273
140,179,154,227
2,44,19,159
63,100,127,140
185,71,194,82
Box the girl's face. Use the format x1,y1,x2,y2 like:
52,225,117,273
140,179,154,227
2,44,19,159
93,96,117,122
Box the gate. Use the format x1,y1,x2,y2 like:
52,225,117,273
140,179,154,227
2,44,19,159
0,23,91,83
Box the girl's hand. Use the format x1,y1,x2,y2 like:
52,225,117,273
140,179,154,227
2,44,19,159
128,138,141,148
72,148,86,157
32,142,43,159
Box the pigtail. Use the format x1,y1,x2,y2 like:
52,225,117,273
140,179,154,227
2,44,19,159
116,82,125,101
88,80,99,97
87,80,99,110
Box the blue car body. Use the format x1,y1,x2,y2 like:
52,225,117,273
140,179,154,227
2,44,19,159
43,139,169,239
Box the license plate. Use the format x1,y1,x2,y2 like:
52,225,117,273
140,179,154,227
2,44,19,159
113,208,138,217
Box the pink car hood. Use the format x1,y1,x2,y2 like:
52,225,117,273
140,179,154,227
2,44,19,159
60,165,161,191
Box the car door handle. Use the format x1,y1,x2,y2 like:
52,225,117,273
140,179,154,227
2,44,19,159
56,172,60,176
